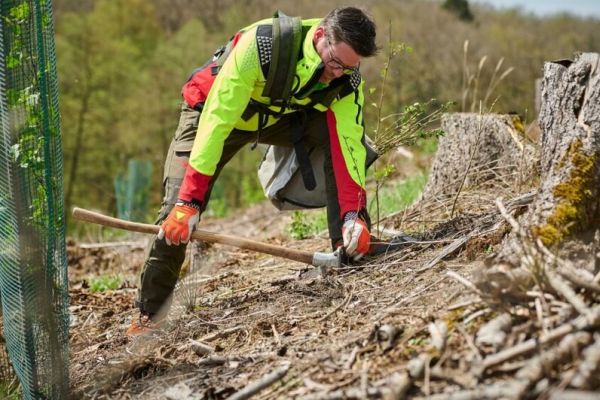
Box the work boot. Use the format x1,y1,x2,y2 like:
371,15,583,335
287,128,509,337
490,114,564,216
126,312,163,336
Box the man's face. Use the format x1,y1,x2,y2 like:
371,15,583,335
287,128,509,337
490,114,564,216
314,27,361,83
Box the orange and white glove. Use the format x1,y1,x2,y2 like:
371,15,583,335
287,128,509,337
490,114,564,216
342,212,370,260
157,201,200,246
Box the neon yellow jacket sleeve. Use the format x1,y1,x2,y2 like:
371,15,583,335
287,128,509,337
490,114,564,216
188,27,260,176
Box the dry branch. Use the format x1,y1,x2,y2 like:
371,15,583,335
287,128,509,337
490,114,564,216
475,313,512,350
512,331,592,396
478,304,600,373
413,382,521,400
571,334,600,389
199,325,243,342
227,363,290,400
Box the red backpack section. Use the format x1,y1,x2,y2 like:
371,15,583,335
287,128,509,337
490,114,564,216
181,32,244,110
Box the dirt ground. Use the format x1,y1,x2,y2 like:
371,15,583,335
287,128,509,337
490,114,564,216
67,188,517,400
65,104,600,398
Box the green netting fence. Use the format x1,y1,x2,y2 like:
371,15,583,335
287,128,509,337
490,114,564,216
114,159,153,222
0,0,69,399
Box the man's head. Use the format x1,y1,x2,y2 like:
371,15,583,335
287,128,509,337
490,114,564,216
314,7,377,83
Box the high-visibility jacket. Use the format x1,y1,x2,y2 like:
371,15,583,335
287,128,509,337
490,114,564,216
178,17,368,218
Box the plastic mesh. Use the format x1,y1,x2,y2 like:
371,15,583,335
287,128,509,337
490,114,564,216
114,159,153,222
0,0,69,398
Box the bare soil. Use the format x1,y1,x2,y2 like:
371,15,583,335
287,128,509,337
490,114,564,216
67,194,506,399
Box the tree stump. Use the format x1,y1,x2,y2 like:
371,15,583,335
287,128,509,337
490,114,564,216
422,113,537,201
493,53,600,260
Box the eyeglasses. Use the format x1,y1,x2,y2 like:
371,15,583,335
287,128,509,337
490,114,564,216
326,38,360,75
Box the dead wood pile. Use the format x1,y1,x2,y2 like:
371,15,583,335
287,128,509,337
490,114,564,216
386,52,600,399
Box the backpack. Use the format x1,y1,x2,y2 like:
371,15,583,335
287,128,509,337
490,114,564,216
182,10,303,111
258,138,379,211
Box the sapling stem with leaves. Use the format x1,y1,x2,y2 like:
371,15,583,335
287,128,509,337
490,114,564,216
369,23,448,235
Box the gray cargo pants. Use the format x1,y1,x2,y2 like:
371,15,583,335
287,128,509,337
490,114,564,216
136,103,371,316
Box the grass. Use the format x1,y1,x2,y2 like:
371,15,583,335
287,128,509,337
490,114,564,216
89,275,122,293
369,171,428,219
285,171,429,240
286,210,328,240
0,380,20,400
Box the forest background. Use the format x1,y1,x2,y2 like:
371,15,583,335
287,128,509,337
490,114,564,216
53,0,600,233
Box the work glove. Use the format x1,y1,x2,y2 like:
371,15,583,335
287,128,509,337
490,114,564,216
342,211,370,260
157,201,200,246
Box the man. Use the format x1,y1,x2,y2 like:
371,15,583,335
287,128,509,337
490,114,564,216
127,7,378,335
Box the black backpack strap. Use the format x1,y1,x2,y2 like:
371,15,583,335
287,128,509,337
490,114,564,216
290,111,316,191
299,71,362,110
261,10,302,103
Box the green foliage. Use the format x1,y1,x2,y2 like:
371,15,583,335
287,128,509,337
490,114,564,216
4,1,52,229
205,197,228,218
286,210,327,240
372,99,449,156
69,224,130,243
373,163,396,181
368,22,447,157
284,172,428,241
414,136,439,155
89,275,122,293
0,380,20,400
52,0,600,231
368,172,428,218
443,0,474,22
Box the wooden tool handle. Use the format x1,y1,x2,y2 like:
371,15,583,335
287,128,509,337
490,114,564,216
72,207,314,264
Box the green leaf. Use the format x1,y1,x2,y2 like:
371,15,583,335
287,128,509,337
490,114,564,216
6,89,20,106
9,3,30,21
6,52,21,68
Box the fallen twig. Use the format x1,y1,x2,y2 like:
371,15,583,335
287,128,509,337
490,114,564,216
512,331,592,397
188,339,214,356
446,271,482,296
300,387,382,400
557,265,600,294
413,382,521,400
227,363,290,400
570,333,600,389
199,325,244,342
318,287,353,322
545,266,591,318
477,305,600,373
548,389,600,400
418,235,472,272
475,313,512,350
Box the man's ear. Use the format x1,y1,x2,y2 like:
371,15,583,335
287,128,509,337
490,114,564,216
314,26,325,41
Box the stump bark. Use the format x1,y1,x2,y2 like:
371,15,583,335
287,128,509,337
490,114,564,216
496,53,600,260
422,113,537,201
